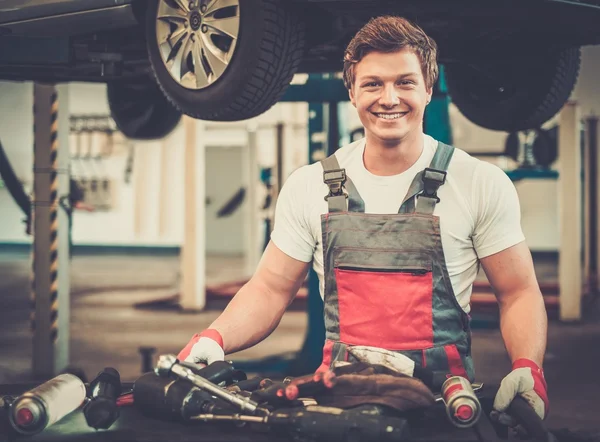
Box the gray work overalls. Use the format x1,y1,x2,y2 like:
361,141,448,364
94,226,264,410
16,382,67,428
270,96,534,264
316,142,474,382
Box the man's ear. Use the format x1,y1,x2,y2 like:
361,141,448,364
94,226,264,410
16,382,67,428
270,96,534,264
349,86,356,107
426,86,433,105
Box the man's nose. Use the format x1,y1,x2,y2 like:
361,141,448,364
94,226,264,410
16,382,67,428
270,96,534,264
379,85,400,107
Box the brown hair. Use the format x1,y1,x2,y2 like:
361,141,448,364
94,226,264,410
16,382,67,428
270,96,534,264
342,16,439,90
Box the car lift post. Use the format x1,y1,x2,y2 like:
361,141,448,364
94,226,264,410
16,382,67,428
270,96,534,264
558,101,583,321
31,83,71,378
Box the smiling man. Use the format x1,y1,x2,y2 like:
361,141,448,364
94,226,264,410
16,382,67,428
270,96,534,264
177,16,549,427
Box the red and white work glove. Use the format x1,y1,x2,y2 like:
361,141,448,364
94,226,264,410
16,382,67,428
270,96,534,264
492,358,549,425
177,329,225,366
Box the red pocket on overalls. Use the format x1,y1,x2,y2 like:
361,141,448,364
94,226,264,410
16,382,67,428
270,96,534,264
333,249,434,350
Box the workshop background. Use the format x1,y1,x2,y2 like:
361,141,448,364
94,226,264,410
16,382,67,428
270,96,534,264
1,46,600,432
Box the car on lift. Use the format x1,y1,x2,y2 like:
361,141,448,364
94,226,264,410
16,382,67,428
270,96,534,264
0,0,599,140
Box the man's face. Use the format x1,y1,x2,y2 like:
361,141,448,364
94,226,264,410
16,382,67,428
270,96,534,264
349,49,432,148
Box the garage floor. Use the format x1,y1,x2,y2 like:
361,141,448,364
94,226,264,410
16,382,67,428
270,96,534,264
1,249,599,434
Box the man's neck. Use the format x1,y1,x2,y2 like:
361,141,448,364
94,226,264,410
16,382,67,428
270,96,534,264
363,132,424,176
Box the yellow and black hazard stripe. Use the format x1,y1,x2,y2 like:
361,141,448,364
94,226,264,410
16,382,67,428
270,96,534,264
30,90,60,343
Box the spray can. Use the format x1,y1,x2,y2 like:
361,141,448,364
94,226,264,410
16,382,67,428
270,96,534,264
441,376,481,428
8,374,87,435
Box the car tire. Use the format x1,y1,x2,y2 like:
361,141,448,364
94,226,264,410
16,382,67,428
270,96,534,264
145,0,305,121
107,77,182,140
445,47,581,132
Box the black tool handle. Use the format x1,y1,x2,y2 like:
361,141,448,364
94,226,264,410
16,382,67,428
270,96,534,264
233,377,264,392
180,361,246,386
83,367,121,430
507,396,551,442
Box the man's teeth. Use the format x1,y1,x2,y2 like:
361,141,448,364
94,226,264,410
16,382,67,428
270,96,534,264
375,113,406,120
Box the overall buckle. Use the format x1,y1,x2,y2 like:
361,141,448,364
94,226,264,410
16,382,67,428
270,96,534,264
419,168,447,202
323,168,348,201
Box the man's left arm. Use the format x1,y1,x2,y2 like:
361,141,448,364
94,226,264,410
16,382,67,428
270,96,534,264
481,242,547,366
481,242,549,420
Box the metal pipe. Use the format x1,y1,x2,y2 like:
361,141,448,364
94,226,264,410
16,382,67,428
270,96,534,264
190,414,265,423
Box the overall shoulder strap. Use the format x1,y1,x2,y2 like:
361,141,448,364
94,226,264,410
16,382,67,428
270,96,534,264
398,142,455,214
321,155,365,213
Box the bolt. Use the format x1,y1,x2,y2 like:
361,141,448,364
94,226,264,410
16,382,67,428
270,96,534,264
189,1,195,9
200,4,207,12
201,24,208,33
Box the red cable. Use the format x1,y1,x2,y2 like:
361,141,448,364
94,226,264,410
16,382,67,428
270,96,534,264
116,393,134,407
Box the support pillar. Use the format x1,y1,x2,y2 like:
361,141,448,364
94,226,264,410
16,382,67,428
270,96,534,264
558,101,582,321
31,83,70,378
243,126,261,276
180,116,206,311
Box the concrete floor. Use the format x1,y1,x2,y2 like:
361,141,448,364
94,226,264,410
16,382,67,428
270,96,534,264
1,249,600,434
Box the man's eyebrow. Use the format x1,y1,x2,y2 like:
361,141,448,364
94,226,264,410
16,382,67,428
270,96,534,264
358,75,381,81
358,72,420,81
399,72,419,77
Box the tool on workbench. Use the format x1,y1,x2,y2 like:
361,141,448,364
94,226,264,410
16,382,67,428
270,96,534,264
441,376,482,428
191,405,410,442
8,374,87,435
133,372,238,421
259,378,277,388
227,376,264,393
283,371,337,400
154,355,412,441
155,354,269,416
83,367,122,430
181,360,246,385
250,380,300,407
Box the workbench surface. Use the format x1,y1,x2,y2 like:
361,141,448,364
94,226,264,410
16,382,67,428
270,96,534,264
0,383,524,442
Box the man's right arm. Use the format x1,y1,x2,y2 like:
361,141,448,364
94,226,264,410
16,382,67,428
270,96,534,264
205,240,311,354
180,164,317,363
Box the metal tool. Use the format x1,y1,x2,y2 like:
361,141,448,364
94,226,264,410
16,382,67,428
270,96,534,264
441,376,482,428
8,374,86,435
155,354,264,415
190,406,410,442
184,360,246,385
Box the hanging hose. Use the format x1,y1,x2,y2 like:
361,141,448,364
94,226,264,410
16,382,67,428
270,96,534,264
0,138,31,228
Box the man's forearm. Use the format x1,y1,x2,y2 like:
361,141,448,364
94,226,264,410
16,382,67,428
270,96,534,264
207,279,291,354
498,289,548,366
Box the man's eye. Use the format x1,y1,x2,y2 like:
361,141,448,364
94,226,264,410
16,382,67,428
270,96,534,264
363,82,379,87
398,80,414,86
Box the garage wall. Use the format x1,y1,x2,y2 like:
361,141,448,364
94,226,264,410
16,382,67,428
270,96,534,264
0,82,308,252
0,45,598,251
0,82,33,244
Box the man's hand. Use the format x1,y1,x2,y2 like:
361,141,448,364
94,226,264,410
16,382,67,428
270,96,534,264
177,330,225,366
493,358,549,425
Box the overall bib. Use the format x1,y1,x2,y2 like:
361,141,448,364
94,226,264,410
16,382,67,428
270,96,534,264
317,142,474,383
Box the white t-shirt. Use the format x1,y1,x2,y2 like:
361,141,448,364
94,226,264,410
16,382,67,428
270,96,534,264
271,135,525,313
